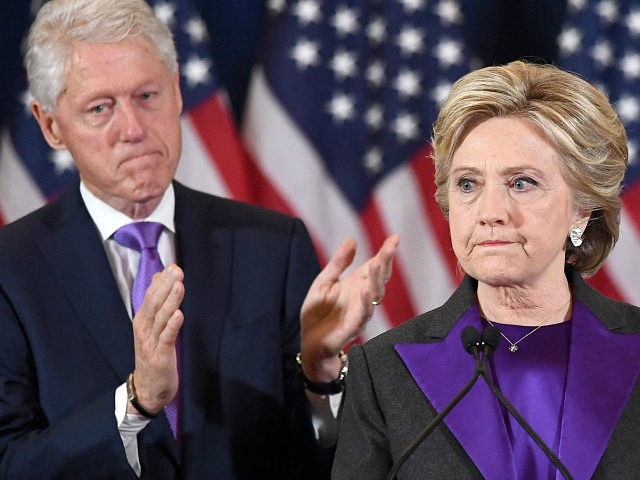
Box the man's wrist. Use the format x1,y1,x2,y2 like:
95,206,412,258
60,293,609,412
126,373,161,418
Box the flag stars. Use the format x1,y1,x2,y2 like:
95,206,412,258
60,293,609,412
20,90,33,115
154,2,177,27
294,0,322,25
326,92,356,122
558,27,582,55
367,17,387,45
394,69,421,98
616,95,640,122
595,0,618,24
366,104,384,130
626,9,640,36
330,49,358,80
392,112,419,141
431,81,453,106
267,0,287,15
628,141,638,165
366,61,386,87
332,6,360,37
398,0,426,13
51,149,75,175
435,0,463,25
364,146,384,175
184,16,208,44
182,55,211,87
591,39,614,67
434,38,464,67
396,27,425,56
620,52,640,79
290,39,320,69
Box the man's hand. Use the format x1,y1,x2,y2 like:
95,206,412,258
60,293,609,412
128,264,184,415
299,234,399,382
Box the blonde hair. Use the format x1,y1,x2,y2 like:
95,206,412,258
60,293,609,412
25,0,177,111
432,61,628,276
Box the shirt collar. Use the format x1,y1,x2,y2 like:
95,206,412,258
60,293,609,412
80,182,176,240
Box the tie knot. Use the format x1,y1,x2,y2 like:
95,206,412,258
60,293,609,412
114,221,164,252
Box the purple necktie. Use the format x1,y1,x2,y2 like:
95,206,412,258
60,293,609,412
114,222,181,438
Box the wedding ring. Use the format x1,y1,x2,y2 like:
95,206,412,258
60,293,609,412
371,299,382,306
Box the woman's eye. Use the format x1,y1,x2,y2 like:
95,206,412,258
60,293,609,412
512,176,537,191
458,178,475,192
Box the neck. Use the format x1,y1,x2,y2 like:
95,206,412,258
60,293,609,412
477,277,572,327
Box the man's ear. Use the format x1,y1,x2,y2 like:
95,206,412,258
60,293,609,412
173,70,183,115
31,100,68,150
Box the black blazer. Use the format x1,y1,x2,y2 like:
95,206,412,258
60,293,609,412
0,181,329,479
333,270,640,479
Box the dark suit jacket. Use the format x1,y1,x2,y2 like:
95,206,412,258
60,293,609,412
0,181,329,479
333,270,640,479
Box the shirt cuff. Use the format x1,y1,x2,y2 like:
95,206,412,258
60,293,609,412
115,382,150,476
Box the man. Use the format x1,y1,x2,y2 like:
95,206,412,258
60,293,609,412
0,0,397,478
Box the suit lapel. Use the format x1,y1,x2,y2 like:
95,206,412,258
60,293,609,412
36,187,134,379
557,300,640,479
396,306,518,480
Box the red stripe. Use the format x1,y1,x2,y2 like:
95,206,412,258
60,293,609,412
410,145,461,284
622,181,640,231
586,267,624,302
361,197,416,326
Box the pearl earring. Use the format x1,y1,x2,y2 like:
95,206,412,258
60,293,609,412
569,227,583,247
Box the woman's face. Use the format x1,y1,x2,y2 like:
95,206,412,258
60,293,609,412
448,116,588,289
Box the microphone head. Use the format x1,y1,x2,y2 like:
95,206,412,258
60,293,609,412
481,325,502,352
461,326,482,354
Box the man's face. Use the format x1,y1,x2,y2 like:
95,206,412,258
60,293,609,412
33,37,183,218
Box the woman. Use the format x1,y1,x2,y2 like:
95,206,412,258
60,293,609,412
332,61,640,479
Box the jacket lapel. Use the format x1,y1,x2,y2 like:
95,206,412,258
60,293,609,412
396,306,518,480
557,300,640,479
36,186,134,379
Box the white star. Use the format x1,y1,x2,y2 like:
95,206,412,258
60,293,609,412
431,81,453,105
182,55,211,87
616,95,640,122
596,0,618,24
434,0,463,25
332,6,360,37
393,112,420,141
268,0,287,14
394,69,422,98
20,90,33,115
620,52,640,79
433,38,464,67
567,0,588,12
367,17,387,45
30,0,44,16
290,39,320,69
398,0,426,13
558,27,582,56
326,92,356,122
154,2,177,28
366,104,384,130
626,9,640,36
294,0,322,25
628,140,638,165
396,27,425,56
51,149,76,174
330,49,358,80
184,16,208,44
366,61,386,87
364,146,384,175
591,39,614,67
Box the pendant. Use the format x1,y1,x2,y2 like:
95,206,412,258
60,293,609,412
509,344,519,353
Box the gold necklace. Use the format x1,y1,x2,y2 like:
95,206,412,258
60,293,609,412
484,318,548,353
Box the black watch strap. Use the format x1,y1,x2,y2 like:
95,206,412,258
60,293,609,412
296,351,348,395
126,373,160,418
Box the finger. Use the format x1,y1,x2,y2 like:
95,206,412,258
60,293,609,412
150,279,185,340
134,265,183,335
312,237,357,287
376,234,400,281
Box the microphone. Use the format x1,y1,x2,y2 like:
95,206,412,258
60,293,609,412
387,326,574,480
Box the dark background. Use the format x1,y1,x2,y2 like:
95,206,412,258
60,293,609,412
0,0,567,128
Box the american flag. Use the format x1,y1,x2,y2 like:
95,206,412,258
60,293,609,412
557,0,640,305
242,0,475,337
0,0,254,223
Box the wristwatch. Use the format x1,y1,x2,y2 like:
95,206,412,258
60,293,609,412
126,372,160,418
296,351,348,395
